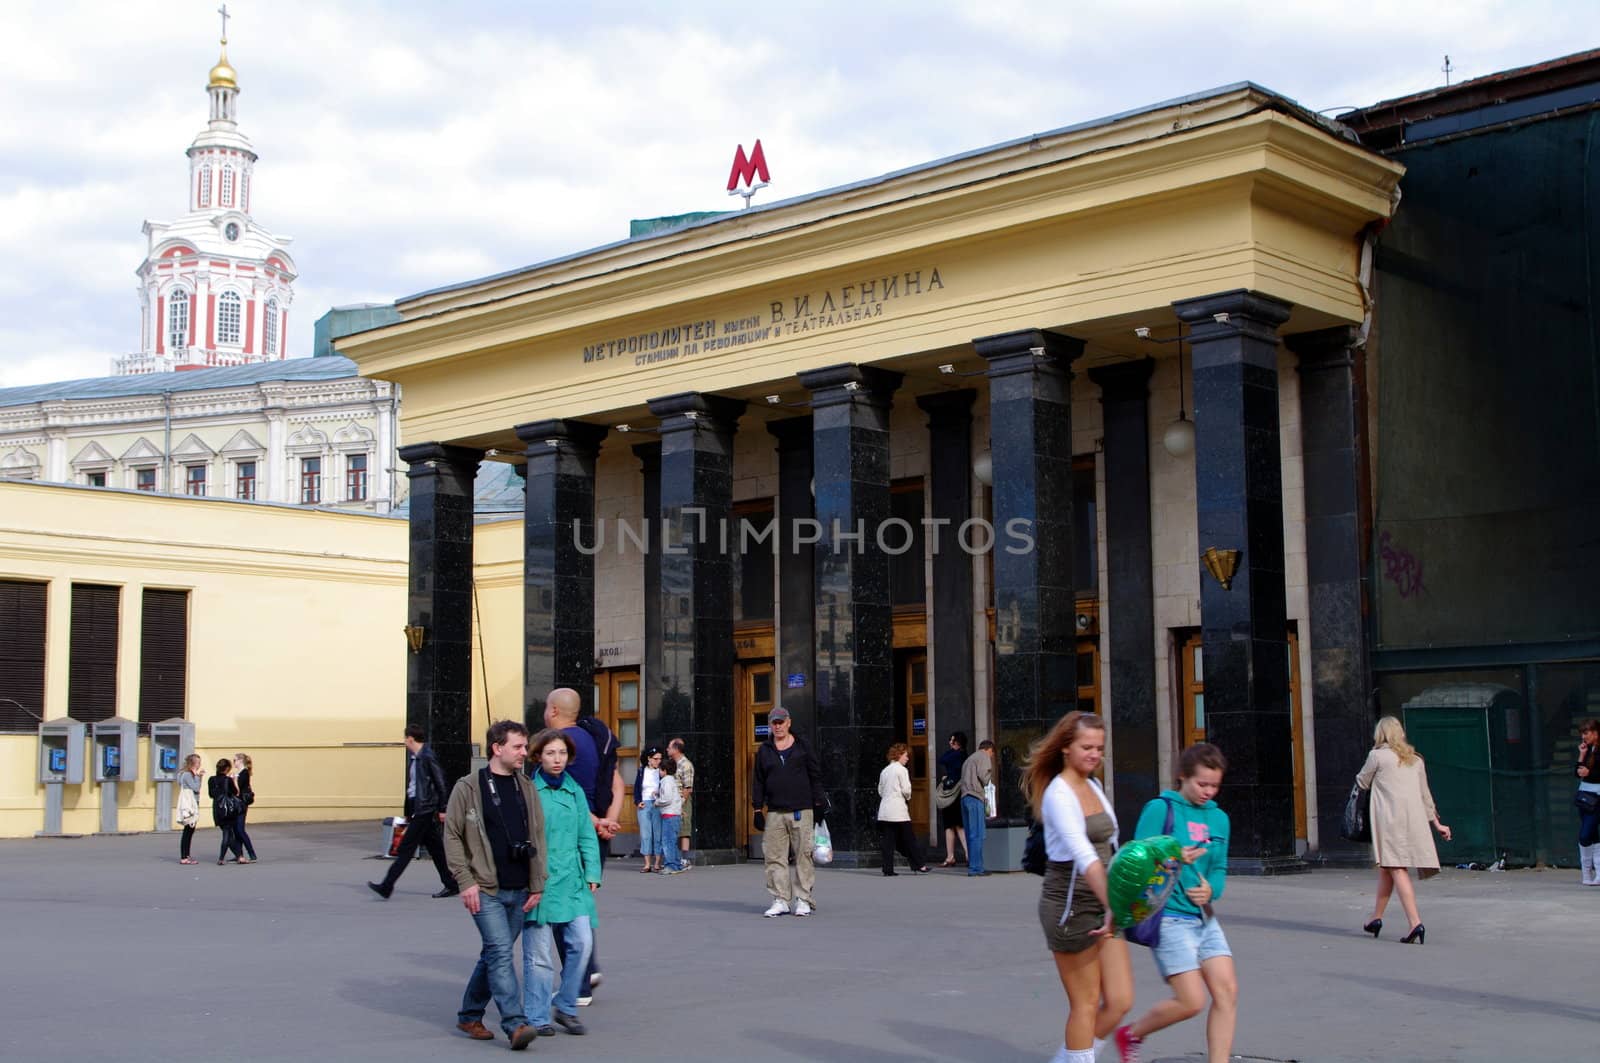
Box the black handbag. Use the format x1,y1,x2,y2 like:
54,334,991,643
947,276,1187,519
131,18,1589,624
215,794,243,821
1341,782,1372,843
1575,790,1600,815
1022,820,1046,875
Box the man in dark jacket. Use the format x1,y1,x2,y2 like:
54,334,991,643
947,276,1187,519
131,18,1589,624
369,724,459,899
751,705,828,918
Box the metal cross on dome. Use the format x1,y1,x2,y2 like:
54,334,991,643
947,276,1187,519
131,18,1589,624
218,3,230,42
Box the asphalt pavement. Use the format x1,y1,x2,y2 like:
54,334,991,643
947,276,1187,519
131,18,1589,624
0,822,1591,1062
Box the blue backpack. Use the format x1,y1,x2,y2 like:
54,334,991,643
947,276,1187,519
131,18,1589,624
574,716,618,818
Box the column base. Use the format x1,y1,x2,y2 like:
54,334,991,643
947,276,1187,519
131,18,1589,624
1303,844,1374,869
1226,854,1311,876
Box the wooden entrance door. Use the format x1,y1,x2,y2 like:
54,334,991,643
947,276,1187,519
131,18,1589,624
733,658,776,850
593,668,641,837
1179,630,1307,841
903,652,930,835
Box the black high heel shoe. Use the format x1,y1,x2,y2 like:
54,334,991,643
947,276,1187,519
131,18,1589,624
1400,923,1426,944
1363,919,1383,938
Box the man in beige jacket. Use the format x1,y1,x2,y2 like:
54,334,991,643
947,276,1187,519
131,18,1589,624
444,720,548,1049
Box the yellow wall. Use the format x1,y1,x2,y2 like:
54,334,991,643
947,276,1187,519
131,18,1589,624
0,481,409,838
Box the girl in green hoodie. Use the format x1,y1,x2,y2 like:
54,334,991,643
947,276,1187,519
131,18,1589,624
1114,743,1235,1063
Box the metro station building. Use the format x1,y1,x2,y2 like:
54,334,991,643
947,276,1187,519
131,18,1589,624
342,84,1402,866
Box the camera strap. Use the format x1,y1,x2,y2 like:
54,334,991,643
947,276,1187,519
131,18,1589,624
481,768,528,853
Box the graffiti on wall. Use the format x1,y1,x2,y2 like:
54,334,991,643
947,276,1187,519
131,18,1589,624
1379,531,1426,599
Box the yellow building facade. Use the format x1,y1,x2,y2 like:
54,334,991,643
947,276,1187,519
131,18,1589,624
0,481,409,838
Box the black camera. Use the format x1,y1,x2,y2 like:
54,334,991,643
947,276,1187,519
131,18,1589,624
508,840,534,862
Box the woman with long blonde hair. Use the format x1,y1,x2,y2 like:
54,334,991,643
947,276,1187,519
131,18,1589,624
1023,711,1133,1063
1355,716,1451,943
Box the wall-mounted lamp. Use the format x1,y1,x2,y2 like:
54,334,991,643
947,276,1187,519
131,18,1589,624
764,394,809,410
1201,547,1240,590
973,447,993,486
403,624,426,654
937,362,986,378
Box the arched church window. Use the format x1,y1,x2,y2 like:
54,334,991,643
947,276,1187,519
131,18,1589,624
264,298,279,355
221,164,234,207
168,290,190,351
241,173,250,212
199,166,212,208
218,291,242,346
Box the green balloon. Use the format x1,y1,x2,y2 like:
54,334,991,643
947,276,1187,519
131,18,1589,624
1106,835,1185,927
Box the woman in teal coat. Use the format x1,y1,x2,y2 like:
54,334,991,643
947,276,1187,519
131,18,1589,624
522,728,602,1037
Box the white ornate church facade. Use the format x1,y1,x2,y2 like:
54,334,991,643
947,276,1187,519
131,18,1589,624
116,33,296,376
0,31,401,513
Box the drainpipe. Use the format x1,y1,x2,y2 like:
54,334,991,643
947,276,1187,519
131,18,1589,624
162,389,174,493
389,385,400,510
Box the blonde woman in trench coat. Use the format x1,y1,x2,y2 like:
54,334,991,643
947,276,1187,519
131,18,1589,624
1355,717,1452,945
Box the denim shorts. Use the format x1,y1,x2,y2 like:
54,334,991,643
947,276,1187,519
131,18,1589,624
1150,914,1232,978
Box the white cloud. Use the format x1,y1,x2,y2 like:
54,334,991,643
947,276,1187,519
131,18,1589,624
0,0,1593,387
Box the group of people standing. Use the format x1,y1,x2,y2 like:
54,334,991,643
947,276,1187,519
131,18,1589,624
632,739,694,875
175,751,257,865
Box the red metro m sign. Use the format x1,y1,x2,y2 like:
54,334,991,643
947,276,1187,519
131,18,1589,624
727,140,770,207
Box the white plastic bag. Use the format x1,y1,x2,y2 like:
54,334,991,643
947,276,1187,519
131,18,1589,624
983,781,998,819
812,817,833,865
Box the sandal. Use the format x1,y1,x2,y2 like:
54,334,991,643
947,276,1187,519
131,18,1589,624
639,865,653,873
179,858,198,865
940,859,956,867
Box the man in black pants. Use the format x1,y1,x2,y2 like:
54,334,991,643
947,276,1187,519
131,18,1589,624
369,724,458,899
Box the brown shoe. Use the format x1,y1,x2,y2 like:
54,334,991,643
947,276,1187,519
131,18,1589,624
455,1020,494,1041
509,1025,538,1051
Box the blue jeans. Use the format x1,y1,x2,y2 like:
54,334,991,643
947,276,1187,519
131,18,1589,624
458,888,528,1036
639,803,662,860
660,814,683,870
523,916,592,1023
961,795,987,874
1151,914,1233,978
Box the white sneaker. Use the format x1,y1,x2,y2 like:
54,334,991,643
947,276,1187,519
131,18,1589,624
764,899,790,918
794,900,813,917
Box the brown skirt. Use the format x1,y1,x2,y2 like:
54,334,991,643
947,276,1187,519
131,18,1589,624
1038,860,1105,954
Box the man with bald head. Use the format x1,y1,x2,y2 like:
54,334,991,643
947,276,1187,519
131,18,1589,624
542,687,624,1005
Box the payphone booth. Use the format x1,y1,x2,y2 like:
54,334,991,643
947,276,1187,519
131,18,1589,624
91,717,138,834
38,718,86,836
149,719,195,833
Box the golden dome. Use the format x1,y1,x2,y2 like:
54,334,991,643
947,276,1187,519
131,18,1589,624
208,42,237,89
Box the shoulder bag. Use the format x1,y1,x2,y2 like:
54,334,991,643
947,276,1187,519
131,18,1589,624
1340,782,1372,843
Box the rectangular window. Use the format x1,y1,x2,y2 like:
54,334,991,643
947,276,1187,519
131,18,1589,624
185,465,207,496
135,468,157,492
0,580,47,733
236,461,256,500
139,589,188,723
300,456,322,504
68,583,120,723
1073,461,1098,595
86,471,106,488
890,480,926,606
732,499,774,625
346,454,369,501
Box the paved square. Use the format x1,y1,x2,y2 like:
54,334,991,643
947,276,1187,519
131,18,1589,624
0,823,1591,1062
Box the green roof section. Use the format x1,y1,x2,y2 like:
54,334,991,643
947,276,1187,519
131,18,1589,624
0,355,362,409
314,303,402,358
628,211,735,238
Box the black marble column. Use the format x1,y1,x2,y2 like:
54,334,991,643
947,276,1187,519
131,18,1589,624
633,442,662,741
516,419,607,727
647,392,744,859
916,390,977,753
798,364,901,864
1087,360,1159,830
399,442,482,788
974,330,1083,821
767,417,816,732
1175,289,1302,874
1287,325,1374,863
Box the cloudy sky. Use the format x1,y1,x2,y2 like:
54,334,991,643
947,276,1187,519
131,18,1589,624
0,0,1592,386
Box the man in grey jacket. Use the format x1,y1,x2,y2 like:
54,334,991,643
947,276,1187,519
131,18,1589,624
443,720,548,1049
960,740,995,876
